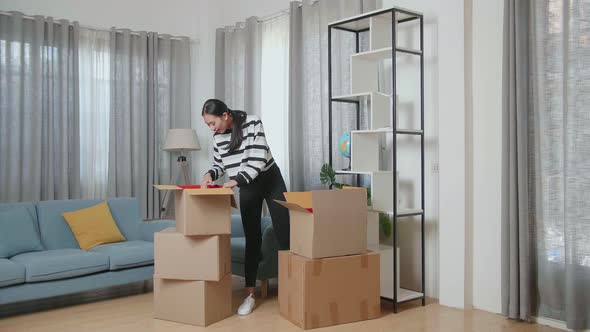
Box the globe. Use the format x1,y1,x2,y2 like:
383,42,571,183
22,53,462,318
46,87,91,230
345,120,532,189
338,132,351,158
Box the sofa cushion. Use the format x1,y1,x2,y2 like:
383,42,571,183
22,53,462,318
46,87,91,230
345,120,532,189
89,240,154,271
62,201,126,250
10,249,109,282
0,202,40,234
231,237,246,264
106,198,142,241
36,199,102,250
0,207,44,258
0,259,25,287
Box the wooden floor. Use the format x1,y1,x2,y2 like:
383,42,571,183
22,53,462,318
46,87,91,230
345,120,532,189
0,276,560,332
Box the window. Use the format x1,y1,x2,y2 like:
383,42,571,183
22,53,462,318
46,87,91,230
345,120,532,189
78,29,110,198
260,14,290,189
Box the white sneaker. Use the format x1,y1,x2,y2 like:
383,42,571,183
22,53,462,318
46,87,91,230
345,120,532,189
237,294,255,316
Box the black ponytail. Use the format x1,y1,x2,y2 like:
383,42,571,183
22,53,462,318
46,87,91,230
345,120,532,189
202,99,246,152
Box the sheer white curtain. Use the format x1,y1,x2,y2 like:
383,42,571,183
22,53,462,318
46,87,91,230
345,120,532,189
528,0,590,328
215,14,291,187
503,0,590,328
261,14,290,189
79,28,110,199
288,0,376,191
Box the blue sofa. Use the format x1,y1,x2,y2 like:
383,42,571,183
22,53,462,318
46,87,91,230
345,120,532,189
0,198,174,306
0,198,279,308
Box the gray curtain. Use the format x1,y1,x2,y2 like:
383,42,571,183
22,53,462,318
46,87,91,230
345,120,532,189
503,0,590,329
502,0,531,322
288,0,375,191
0,11,80,202
107,29,190,219
215,16,262,118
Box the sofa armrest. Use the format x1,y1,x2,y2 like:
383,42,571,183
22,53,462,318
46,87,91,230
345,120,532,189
139,219,175,242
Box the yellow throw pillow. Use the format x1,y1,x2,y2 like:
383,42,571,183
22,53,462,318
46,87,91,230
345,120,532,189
63,201,126,250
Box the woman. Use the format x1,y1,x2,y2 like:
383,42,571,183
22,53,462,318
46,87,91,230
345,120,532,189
201,99,290,316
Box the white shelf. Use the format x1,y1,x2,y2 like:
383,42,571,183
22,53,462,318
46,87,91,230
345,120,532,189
368,208,423,217
333,6,425,308
397,129,424,135
352,128,393,134
351,128,423,135
351,47,422,62
328,7,421,31
332,91,388,102
335,170,392,175
397,288,424,302
352,47,394,61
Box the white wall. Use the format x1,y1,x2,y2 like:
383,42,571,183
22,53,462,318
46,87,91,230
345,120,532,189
381,0,505,312
471,0,503,314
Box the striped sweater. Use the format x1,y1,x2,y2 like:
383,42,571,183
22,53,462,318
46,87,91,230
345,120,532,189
206,115,275,187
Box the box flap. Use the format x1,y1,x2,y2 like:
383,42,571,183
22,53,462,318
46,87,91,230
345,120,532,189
274,200,312,214
341,186,367,193
283,192,313,209
153,184,182,190
183,187,234,196
159,227,176,234
183,188,237,208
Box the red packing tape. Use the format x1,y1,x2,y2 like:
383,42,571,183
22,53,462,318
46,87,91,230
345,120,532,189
177,184,223,189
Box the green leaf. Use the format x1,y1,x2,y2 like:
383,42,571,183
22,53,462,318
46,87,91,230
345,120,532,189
320,163,334,185
320,163,338,189
379,213,392,238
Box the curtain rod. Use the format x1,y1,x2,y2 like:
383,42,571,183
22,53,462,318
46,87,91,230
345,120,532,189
0,11,194,43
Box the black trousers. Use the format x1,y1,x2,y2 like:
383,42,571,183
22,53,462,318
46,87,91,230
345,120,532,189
239,163,290,287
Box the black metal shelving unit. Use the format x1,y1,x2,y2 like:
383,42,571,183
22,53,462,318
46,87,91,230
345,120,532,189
327,7,425,313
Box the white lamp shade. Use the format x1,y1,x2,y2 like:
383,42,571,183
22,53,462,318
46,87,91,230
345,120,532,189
162,129,201,152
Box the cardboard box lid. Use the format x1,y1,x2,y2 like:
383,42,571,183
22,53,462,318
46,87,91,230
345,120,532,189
153,184,237,208
275,188,367,214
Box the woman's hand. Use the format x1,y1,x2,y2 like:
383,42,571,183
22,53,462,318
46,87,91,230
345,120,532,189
201,174,213,188
223,180,238,189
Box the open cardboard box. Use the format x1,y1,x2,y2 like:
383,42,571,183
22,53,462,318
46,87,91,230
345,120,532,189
154,185,237,235
153,273,232,327
154,227,230,281
278,250,381,329
275,188,367,259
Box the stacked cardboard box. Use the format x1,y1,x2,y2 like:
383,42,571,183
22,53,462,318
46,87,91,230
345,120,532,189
275,188,381,329
152,185,236,326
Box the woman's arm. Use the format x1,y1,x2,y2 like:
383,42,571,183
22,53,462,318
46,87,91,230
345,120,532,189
234,119,270,187
205,145,225,181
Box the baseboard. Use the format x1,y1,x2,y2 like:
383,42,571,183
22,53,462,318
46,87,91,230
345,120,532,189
532,316,590,332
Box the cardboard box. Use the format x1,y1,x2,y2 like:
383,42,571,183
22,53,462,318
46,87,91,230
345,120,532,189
275,188,367,259
153,273,232,326
278,251,380,329
154,185,236,235
154,228,230,281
